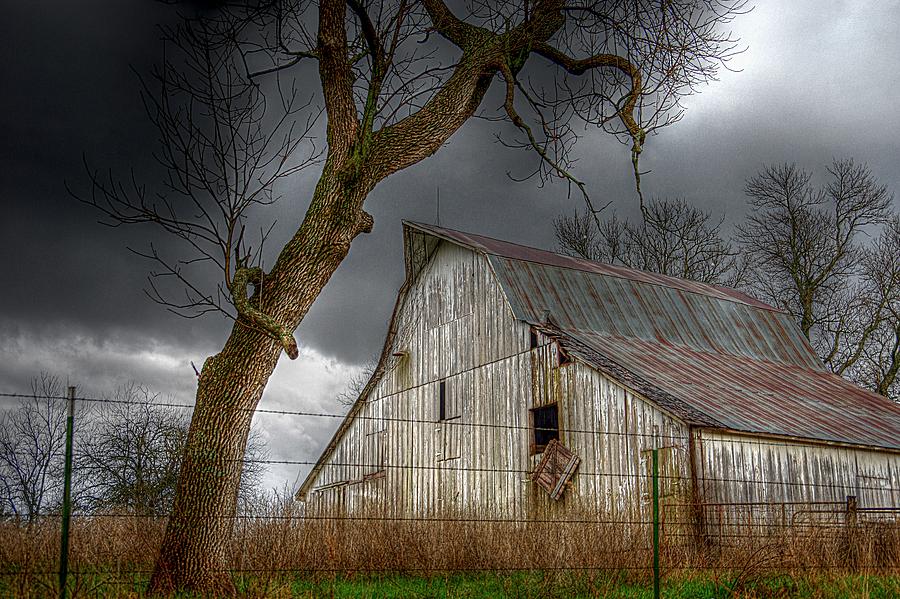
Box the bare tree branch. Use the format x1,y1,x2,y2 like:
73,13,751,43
555,198,744,286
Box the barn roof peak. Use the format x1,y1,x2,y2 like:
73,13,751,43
402,220,772,311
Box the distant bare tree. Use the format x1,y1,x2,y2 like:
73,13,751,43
738,160,894,385
78,383,269,515
851,217,900,400
77,384,188,515
554,198,745,286
0,374,70,522
235,428,270,512
0,377,271,523
337,357,378,407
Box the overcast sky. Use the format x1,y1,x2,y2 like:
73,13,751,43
2,1,899,491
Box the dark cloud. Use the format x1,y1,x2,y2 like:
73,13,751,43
0,1,233,373
2,1,899,489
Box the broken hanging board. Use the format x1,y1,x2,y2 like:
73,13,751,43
531,438,581,500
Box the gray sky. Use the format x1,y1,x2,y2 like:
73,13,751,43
2,1,899,490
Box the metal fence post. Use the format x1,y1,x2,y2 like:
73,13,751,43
59,386,76,599
652,447,660,599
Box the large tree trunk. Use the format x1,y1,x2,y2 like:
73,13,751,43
148,324,280,594
149,170,371,595
149,4,501,589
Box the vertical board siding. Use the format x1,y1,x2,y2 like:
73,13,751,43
696,430,900,533
305,242,693,522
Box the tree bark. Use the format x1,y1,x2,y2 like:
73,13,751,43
148,323,278,594
149,166,374,594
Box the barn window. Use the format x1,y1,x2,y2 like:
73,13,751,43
557,345,572,366
530,404,559,453
363,430,384,477
436,378,461,461
529,328,539,349
437,378,461,422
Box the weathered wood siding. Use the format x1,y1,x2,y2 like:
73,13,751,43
694,429,900,530
304,242,691,520
535,359,693,520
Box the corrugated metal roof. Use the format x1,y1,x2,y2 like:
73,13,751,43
561,330,900,450
406,221,776,310
405,221,900,451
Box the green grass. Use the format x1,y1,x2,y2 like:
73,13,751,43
2,570,898,598
283,572,900,599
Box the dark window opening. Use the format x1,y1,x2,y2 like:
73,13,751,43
531,404,559,453
438,380,447,421
529,328,538,349
558,345,572,366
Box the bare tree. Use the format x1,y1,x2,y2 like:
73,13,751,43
77,384,188,515
851,216,900,400
738,160,894,380
0,374,70,522
81,19,320,328
337,356,379,407
81,1,747,592
78,383,269,516
554,198,745,286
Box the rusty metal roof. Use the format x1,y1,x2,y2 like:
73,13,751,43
406,221,776,311
405,221,900,451
559,330,900,449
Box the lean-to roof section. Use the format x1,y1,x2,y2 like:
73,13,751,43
557,329,900,450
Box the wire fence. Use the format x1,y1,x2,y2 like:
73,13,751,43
1,388,899,597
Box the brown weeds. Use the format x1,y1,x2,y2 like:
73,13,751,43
0,498,897,597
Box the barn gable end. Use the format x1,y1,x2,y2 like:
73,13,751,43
297,224,689,518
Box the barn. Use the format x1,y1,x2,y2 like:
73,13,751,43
296,221,900,530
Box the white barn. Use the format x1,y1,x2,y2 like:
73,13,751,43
296,222,900,529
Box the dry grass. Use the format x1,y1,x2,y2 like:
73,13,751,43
0,499,897,597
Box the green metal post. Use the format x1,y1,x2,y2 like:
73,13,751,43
652,447,660,599
59,386,75,599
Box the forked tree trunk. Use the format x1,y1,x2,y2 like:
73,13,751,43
149,4,502,589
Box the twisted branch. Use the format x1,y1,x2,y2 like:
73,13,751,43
231,266,299,359
533,41,647,212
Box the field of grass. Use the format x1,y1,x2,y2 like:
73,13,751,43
2,570,900,598
286,572,900,599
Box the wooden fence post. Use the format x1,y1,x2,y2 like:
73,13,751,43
652,447,660,599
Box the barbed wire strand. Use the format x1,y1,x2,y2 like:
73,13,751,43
2,391,896,456
7,447,899,497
